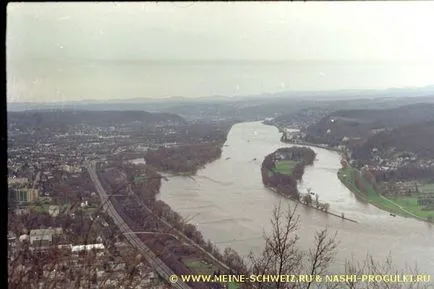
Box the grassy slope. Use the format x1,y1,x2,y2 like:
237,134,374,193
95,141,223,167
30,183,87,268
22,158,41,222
338,167,433,221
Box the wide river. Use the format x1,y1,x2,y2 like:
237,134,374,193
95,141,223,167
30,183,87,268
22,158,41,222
158,121,434,275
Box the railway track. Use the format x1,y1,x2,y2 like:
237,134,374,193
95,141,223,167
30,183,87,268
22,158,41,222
86,161,191,289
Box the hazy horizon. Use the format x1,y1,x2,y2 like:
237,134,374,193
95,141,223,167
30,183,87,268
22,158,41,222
7,2,434,103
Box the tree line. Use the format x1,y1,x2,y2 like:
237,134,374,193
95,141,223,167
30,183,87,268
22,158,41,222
144,143,222,175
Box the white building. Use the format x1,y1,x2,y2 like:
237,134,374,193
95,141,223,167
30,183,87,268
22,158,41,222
71,243,105,253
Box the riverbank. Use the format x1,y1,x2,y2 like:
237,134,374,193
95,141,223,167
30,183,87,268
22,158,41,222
102,162,247,281
264,122,342,153
338,167,432,223
158,121,434,275
261,147,358,223
282,139,342,153
113,122,250,279
273,123,432,223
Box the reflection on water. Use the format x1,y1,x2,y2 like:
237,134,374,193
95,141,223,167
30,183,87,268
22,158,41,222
158,122,434,274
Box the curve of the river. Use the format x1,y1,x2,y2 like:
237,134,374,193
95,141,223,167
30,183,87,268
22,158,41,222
157,121,434,274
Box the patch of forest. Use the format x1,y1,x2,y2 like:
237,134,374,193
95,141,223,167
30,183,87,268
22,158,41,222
144,121,236,175
145,143,222,175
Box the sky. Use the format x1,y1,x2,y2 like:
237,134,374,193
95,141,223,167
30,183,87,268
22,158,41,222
6,2,434,102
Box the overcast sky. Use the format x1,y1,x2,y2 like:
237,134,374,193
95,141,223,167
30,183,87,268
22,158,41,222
6,2,434,102
7,1,434,62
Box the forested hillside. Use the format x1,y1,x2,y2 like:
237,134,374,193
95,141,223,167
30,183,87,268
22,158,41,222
352,120,434,161
8,110,186,130
304,103,434,146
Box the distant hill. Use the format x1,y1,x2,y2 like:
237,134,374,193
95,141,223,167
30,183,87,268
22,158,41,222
7,110,186,130
271,107,333,127
352,119,434,160
304,103,434,146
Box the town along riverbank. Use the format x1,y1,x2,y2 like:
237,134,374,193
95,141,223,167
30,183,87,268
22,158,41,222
338,161,433,224
261,146,357,223
263,121,342,153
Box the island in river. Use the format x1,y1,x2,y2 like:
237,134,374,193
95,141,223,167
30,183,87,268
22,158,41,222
261,146,357,218
261,147,315,200
159,121,434,275
275,105,434,224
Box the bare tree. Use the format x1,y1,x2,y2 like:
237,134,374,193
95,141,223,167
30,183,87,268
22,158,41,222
343,254,432,289
248,202,430,289
223,247,248,274
249,202,339,289
305,229,338,289
249,202,302,289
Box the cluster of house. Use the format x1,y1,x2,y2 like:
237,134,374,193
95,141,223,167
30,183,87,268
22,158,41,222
8,227,166,289
368,150,434,171
9,227,104,252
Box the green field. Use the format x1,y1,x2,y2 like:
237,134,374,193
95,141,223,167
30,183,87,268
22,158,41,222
133,175,147,183
389,197,433,219
338,167,433,222
271,160,298,176
184,259,241,288
228,282,241,289
389,182,434,219
184,259,215,274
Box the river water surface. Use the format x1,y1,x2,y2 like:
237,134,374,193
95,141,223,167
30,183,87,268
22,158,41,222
158,121,434,274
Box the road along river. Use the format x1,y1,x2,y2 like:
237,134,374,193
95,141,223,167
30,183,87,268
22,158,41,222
157,121,434,275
